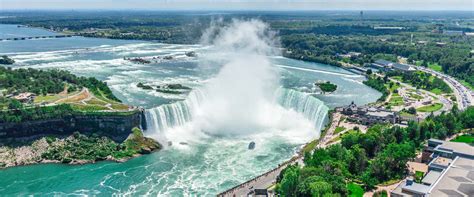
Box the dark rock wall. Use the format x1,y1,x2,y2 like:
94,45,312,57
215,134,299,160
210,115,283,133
0,111,143,142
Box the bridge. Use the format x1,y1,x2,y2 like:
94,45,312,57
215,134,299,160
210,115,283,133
0,35,74,41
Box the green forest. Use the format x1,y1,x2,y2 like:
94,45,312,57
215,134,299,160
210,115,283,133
2,11,471,87
0,67,119,101
275,107,474,196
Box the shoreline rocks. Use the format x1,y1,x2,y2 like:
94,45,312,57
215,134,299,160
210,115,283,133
0,128,160,169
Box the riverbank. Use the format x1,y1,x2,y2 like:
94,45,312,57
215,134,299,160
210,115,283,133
0,127,160,169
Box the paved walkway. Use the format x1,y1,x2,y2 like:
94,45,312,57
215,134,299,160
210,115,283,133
217,155,302,197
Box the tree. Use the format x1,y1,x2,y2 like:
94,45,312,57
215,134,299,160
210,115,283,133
407,107,417,115
366,69,373,75
349,145,368,176
277,165,300,197
8,100,22,110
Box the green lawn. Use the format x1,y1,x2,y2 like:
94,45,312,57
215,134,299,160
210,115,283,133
430,88,443,95
347,183,364,197
389,93,404,106
334,126,346,134
460,80,474,91
428,63,442,72
391,76,403,81
408,93,423,100
417,103,443,112
400,111,416,117
450,134,474,145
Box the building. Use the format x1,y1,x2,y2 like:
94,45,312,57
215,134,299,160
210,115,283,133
369,59,415,72
13,92,36,103
391,139,474,197
443,30,464,36
337,52,362,58
374,26,405,30
342,102,400,125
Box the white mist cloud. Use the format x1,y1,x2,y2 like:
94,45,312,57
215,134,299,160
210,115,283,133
190,19,315,138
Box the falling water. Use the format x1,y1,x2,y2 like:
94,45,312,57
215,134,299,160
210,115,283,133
145,88,328,135
275,88,329,131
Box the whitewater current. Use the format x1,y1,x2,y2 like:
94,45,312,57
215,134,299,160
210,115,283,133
0,24,382,196
145,88,328,140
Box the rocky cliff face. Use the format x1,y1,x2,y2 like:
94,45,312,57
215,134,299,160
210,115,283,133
0,110,146,143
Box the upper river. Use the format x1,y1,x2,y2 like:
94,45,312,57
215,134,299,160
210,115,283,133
0,24,381,196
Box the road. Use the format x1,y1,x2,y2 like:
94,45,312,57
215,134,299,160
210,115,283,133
416,66,473,110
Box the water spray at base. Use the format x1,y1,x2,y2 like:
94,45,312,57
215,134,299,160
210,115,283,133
144,19,329,146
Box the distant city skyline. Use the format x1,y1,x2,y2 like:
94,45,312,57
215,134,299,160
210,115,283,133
1,0,473,11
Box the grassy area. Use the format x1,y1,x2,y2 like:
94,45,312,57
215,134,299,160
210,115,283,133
347,183,364,197
428,63,442,72
301,139,319,154
34,94,62,104
429,88,443,95
334,126,346,134
417,103,443,112
71,104,109,111
408,93,423,100
379,179,402,186
389,93,404,106
450,134,474,145
461,80,474,91
399,111,416,117
391,76,403,81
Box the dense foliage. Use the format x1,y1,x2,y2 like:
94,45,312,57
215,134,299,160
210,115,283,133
0,56,15,65
0,104,75,123
0,67,119,101
316,81,337,93
42,128,160,163
387,71,451,94
363,76,390,101
281,33,473,87
2,11,472,86
276,107,474,196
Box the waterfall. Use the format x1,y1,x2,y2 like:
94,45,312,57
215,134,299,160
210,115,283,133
145,88,328,134
144,89,205,133
275,88,329,131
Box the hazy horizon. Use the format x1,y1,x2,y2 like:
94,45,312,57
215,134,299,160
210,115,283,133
1,0,473,11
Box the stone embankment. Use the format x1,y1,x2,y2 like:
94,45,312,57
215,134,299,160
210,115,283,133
0,110,147,143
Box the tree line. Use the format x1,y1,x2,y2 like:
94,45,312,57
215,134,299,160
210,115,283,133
276,106,474,196
0,67,120,101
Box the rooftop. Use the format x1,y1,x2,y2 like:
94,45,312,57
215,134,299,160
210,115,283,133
366,111,394,117
435,141,474,157
421,170,442,185
374,59,393,66
431,156,453,167
429,157,474,196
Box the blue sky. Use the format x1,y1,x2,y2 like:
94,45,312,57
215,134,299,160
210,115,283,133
1,0,473,10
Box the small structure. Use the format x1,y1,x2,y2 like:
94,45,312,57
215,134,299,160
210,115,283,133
337,52,361,58
13,92,36,103
369,59,414,72
443,30,464,36
435,42,447,47
342,102,399,125
374,26,405,30
247,189,268,197
391,139,474,197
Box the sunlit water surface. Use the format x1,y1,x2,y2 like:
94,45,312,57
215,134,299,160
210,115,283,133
0,24,380,195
